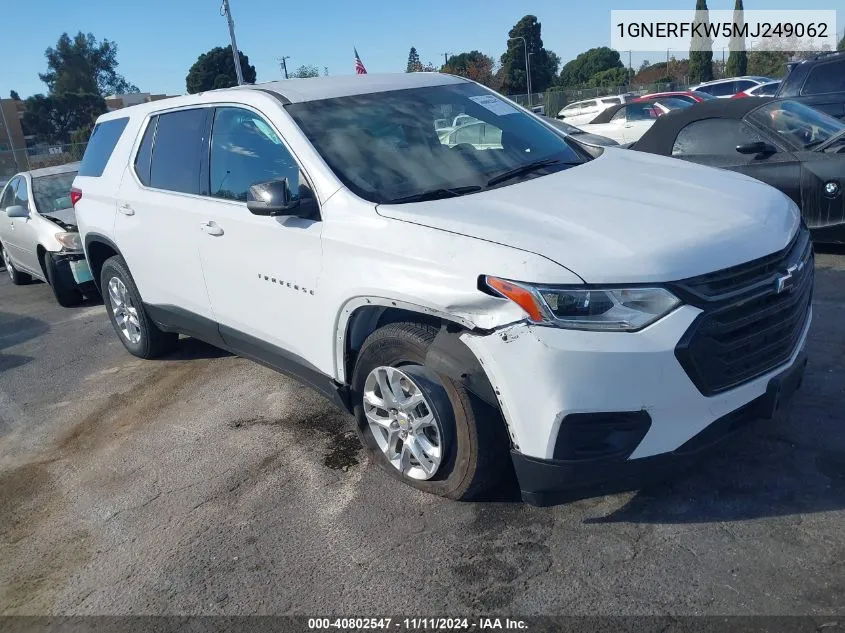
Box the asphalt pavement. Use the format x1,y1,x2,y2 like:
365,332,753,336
1,252,844,616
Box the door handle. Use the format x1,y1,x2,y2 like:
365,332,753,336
118,203,135,216
200,221,224,236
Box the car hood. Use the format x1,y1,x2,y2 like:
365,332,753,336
40,207,77,231
377,148,800,284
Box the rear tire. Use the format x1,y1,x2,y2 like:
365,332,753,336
351,321,507,500
1,242,31,285
43,252,83,307
101,255,178,358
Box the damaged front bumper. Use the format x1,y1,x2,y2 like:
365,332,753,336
51,251,95,289
460,305,811,506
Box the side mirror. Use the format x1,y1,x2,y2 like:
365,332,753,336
5,205,29,218
246,179,300,216
736,141,777,156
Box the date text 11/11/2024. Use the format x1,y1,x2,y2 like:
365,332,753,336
307,617,529,630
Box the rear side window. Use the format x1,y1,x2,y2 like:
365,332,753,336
672,119,764,156
708,82,737,97
78,118,129,177
134,116,157,186
149,109,207,195
802,61,845,96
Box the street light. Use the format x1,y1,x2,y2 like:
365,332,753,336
508,36,532,107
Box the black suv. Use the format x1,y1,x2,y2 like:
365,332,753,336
775,51,845,120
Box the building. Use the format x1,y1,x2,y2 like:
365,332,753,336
105,92,176,111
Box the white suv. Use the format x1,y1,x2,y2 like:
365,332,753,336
73,73,812,505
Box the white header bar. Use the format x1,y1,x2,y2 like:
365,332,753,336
611,10,838,52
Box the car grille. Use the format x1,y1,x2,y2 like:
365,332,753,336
673,227,813,396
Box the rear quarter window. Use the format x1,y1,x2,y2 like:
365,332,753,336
78,118,129,177
802,60,845,96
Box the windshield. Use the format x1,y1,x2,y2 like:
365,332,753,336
32,171,77,214
750,100,845,150
287,83,584,204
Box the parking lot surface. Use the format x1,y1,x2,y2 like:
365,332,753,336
1,253,844,616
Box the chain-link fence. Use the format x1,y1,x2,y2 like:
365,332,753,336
0,143,87,183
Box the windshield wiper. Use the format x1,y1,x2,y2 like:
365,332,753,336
385,185,482,204
485,158,574,188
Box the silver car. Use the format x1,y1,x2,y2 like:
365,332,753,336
0,163,95,306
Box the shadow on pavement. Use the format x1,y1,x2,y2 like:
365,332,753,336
162,337,233,361
0,311,50,373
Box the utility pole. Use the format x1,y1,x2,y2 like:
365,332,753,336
221,0,244,85
509,36,531,107
628,50,632,73
443,52,450,66
279,56,290,79
0,102,20,170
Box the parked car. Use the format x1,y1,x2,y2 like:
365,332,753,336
692,76,774,99
732,81,782,99
0,163,96,306
556,94,635,126
74,73,810,505
633,97,845,243
440,120,503,150
775,51,845,121
639,91,716,104
539,116,619,153
578,98,693,144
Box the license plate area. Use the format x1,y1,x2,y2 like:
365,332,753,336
758,353,807,419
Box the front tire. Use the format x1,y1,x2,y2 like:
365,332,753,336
351,321,507,500
43,252,83,307
1,242,31,285
101,255,177,358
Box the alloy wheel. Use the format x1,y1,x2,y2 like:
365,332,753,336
107,276,142,344
363,366,443,480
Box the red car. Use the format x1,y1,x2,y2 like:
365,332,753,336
637,91,715,105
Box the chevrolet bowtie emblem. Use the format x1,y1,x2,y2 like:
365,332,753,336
775,263,800,294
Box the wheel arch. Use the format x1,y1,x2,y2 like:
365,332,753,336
84,233,122,293
336,298,498,410
36,244,49,280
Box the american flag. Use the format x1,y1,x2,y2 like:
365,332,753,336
354,48,367,74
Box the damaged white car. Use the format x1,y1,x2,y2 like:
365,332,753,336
73,73,812,505
0,163,95,306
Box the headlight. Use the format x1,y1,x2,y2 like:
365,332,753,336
484,276,681,331
55,232,82,251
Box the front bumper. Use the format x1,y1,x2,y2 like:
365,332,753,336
512,353,807,506
51,252,96,291
460,304,811,505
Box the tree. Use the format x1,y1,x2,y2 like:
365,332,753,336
442,51,496,87
186,46,257,94
687,0,714,83
406,47,423,73
638,59,651,73
558,47,623,87
9,90,20,100
838,33,844,50
22,92,106,144
725,0,748,77
500,15,559,94
290,65,320,78
587,67,632,88
40,32,138,97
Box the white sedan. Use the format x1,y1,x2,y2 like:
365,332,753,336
578,98,693,144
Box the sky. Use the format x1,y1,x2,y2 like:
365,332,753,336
2,0,843,99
